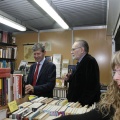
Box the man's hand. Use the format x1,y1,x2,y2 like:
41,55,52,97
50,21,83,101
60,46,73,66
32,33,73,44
64,72,72,81
25,84,34,94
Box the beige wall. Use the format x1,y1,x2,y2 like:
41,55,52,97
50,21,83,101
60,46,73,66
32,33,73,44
15,28,112,85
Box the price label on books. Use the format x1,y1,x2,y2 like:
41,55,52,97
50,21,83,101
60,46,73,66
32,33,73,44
8,100,18,113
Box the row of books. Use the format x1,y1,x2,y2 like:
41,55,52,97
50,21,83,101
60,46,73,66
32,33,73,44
0,68,25,106
0,47,17,59
0,68,11,106
0,61,15,72
8,96,96,120
53,87,68,98
0,31,15,44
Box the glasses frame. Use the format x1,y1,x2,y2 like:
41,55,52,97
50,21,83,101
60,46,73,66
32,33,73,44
112,70,120,76
71,47,81,51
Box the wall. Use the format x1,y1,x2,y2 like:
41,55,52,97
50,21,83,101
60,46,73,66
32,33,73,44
15,32,38,69
15,28,112,85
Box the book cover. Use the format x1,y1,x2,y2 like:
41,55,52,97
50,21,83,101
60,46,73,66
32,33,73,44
68,65,76,74
0,68,11,73
0,73,10,78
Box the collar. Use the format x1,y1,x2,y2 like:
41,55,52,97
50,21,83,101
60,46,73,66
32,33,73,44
37,57,45,65
78,53,87,63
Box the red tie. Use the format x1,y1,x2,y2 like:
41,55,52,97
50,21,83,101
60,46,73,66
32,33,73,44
32,63,40,86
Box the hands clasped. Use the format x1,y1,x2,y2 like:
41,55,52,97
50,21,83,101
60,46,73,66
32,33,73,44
25,84,34,94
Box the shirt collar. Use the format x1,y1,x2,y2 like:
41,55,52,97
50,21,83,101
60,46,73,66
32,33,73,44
37,58,45,65
78,53,86,63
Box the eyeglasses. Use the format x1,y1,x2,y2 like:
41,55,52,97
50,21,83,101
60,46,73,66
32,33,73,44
112,70,120,76
71,47,81,51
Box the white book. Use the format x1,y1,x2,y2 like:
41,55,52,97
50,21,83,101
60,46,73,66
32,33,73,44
22,110,32,118
28,103,43,111
28,110,40,120
55,106,62,116
16,108,29,119
49,100,59,105
32,96,44,103
12,108,24,119
7,77,13,102
76,107,84,114
0,109,7,120
38,104,48,112
43,104,52,112
18,102,32,109
38,112,49,120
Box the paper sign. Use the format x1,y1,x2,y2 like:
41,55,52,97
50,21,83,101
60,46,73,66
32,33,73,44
8,100,18,113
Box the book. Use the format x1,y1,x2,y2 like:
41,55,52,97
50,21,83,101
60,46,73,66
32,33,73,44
0,109,7,120
68,65,76,74
16,108,29,120
0,73,10,78
28,103,43,112
18,102,32,109
28,110,40,120
13,74,23,99
33,112,49,120
22,110,32,120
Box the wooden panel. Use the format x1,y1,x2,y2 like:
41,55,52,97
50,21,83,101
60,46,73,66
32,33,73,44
15,32,38,69
40,30,72,63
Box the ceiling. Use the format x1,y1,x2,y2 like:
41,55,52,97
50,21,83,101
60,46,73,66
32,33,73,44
0,0,107,33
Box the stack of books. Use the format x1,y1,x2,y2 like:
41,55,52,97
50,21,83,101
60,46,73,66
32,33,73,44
7,96,96,120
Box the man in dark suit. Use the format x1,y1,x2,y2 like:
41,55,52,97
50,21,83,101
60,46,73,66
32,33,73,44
65,40,101,106
25,43,56,97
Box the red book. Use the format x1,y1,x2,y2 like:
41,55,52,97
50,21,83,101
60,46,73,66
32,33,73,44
0,68,11,73
0,73,10,78
13,74,23,99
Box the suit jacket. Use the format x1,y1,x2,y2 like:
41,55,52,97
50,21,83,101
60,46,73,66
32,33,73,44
67,54,101,106
26,59,56,97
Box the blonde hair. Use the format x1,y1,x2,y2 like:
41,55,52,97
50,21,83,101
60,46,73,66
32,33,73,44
98,51,120,120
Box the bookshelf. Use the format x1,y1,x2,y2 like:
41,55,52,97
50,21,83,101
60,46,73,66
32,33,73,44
0,31,17,73
0,42,17,60
53,87,68,99
0,31,19,108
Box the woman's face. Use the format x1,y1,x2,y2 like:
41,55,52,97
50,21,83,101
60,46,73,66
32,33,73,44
113,65,120,88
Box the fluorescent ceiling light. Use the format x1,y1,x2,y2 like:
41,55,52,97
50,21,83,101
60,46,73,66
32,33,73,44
34,0,69,29
0,15,26,31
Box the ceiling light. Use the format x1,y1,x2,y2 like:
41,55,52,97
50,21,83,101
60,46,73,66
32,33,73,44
0,15,26,31
33,0,69,29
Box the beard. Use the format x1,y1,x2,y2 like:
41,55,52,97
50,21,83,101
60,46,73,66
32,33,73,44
72,56,75,60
